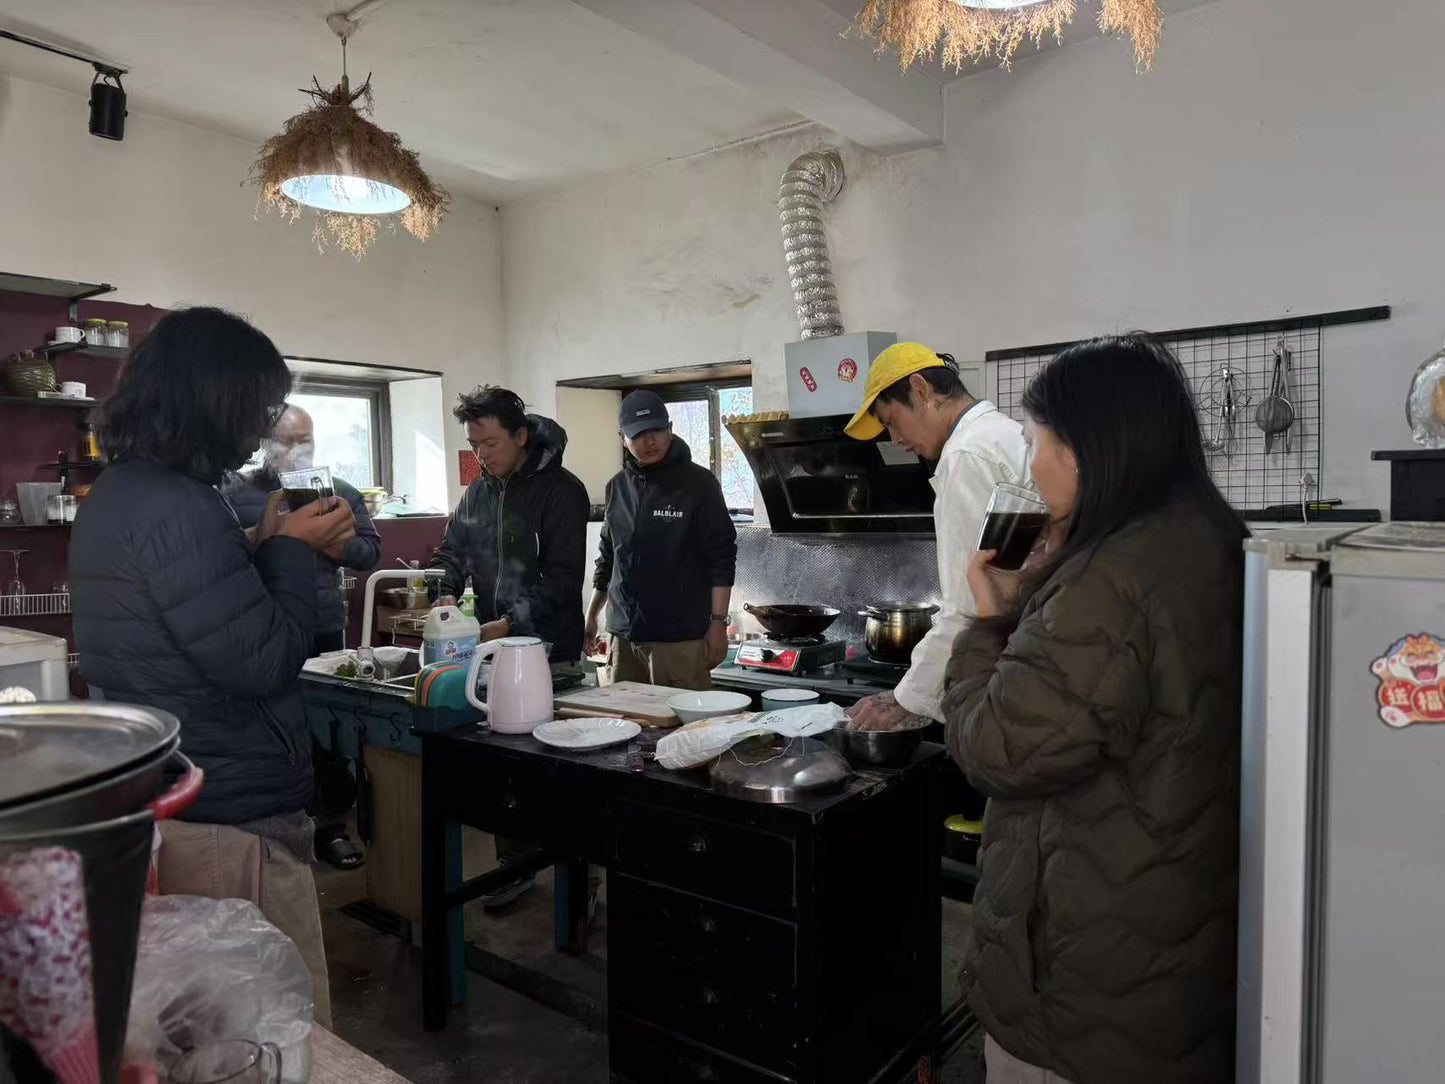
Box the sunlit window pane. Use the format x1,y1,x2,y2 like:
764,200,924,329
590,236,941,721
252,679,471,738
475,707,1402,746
289,392,375,489
717,387,754,512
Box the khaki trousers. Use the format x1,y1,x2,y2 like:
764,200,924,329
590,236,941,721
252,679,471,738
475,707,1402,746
156,820,332,1028
985,1036,1072,1084
608,635,713,691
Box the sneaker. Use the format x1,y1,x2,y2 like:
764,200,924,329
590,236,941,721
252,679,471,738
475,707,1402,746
480,872,537,910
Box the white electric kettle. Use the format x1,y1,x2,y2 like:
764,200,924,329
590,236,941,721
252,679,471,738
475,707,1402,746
465,636,553,734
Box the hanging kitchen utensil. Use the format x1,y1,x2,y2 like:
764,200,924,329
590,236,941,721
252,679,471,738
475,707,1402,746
1278,343,1296,454
1406,340,1445,448
1256,346,1295,453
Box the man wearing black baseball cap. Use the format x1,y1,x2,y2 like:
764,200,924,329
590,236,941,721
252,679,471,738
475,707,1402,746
585,390,737,688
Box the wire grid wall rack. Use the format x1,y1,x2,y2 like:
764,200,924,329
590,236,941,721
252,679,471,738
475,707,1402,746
985,307,1390,512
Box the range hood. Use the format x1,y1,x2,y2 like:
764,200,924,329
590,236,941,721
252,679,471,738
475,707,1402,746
726,413,936,536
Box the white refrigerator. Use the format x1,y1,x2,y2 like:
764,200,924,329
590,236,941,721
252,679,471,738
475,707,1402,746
1239,522,1445,1084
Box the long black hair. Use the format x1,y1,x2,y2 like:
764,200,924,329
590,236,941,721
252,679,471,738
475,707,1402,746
1022,332,1243,586
101,307,291,485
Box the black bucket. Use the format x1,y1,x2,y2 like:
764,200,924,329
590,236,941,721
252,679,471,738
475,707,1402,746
1,809,154,1084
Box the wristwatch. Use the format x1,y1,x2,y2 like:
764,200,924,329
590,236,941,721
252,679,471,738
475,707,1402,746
709,613,729,625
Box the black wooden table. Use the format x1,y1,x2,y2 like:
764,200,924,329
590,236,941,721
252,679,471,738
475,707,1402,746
420,725,947,1083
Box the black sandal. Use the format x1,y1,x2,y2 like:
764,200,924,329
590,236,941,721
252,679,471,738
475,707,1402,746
320,834,366,870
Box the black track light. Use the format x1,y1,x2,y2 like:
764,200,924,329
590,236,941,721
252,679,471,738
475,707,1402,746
89,68,126,141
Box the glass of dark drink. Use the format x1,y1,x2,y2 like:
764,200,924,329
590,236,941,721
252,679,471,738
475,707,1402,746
279,465,336,512
977,483,1050,571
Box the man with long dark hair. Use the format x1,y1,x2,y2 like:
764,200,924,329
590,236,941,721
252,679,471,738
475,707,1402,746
70,307,357,1026
945,333,1245,1084
843,343,1028,731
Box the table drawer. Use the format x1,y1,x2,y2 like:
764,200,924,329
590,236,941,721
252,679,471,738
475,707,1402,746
610,800,794,917
436,753,591,855
611,876,797,1072
610,1014,794,1084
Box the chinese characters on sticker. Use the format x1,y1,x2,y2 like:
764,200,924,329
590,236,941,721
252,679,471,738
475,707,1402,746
1372,633,1445,729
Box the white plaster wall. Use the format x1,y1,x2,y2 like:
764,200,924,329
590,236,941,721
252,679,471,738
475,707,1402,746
503,0,1445,511
554,386,622,504
0,73,503,505
387,376,448,513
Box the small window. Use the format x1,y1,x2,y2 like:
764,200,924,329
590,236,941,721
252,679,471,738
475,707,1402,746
634,382,754,514
247,379,391,491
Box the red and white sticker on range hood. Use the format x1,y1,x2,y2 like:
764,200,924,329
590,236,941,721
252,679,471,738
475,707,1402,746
784,331,897,418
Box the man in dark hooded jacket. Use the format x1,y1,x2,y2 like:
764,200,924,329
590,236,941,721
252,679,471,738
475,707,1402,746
431,386,590,661
431,386,591,909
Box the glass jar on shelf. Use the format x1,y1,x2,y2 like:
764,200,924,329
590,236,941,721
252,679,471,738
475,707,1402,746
83,319,108,347
107,321,130,348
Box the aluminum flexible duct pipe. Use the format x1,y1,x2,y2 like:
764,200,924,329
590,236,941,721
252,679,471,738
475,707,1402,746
779,149,845,340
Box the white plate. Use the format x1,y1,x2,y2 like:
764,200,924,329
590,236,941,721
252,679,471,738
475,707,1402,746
533,717,642,750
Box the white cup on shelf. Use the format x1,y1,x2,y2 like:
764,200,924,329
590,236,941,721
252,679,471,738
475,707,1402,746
59,381,86,399
52,326,83,344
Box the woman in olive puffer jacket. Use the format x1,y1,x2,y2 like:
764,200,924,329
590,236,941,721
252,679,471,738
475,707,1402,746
944,334,1246,1084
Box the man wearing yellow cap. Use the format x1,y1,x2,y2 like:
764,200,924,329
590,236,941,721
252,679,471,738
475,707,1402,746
843,343,1029,731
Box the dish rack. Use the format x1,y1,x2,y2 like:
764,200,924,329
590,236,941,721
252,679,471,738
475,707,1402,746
0,591,70,617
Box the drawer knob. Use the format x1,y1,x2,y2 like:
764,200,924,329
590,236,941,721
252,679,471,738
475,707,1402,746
696,914,717,935
501,793,519,811
684,833,709,855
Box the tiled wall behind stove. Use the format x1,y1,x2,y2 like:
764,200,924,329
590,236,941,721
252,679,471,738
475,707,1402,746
732,525,941,645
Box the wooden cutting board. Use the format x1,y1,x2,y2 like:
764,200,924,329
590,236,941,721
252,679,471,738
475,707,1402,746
552,681,688,728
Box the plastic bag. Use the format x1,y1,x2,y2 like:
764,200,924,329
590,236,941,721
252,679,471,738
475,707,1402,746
655,702,844,770
124,896,312,1082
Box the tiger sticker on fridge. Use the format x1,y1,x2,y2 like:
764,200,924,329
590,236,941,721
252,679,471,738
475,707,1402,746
1372,633,1445,728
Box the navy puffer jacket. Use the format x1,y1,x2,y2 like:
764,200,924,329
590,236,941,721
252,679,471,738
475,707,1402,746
70,461,318,824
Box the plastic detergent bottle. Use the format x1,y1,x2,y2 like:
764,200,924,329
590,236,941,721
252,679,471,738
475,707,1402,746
459,588,477,619
422,605,480,666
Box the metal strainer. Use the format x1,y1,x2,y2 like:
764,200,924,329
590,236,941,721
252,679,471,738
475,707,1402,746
1255,344,1295,453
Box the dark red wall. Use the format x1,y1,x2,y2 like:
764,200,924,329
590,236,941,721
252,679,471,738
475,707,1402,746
1,289,165,651
341,515,449,646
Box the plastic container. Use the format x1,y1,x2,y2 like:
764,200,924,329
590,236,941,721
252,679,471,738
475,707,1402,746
421,605,480,667
16,481,62,525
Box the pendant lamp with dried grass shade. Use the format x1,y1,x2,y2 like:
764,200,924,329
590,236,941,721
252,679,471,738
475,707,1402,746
250,11,450,259
853,0,1163,72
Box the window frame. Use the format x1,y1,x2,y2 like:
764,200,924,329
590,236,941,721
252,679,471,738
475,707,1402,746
290,376,393,493
622,377,753,513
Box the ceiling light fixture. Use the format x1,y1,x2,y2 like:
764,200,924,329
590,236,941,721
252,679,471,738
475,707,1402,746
0,28,129,140
852,0,1163,72
250,4,450,259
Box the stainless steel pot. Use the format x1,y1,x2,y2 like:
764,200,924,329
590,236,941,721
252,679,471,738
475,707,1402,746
0,702,181,811
0,745,201,832
828,724,927,767
859,603,939,664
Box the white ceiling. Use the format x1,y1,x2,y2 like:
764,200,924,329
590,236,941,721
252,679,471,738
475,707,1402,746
0,0,803,203
0,0,1220,204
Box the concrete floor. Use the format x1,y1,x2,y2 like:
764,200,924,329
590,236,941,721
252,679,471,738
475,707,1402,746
315,830,986,1083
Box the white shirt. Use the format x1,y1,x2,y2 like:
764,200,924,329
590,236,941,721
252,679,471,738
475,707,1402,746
891,400,1030,722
